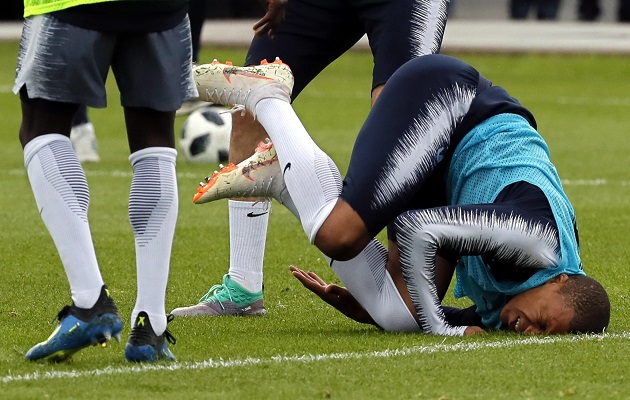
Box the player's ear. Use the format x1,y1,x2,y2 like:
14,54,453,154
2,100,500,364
548,273,569,285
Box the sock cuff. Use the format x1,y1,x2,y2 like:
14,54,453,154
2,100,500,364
253,96,290,119
129,147,177,166
228,199,272,211
23,134,71,166
307,200,337,244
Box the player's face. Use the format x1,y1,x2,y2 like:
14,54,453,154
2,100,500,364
500,274,574,334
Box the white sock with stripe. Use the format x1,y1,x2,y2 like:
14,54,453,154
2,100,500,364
129,147,178,336
23,134,104,309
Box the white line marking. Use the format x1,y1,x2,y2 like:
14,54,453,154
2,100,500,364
2,332,628,384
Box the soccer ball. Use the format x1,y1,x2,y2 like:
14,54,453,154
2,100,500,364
179,105,231,163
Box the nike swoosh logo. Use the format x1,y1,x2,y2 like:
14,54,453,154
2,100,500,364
247,211,269,218
283,162,292,176
223,68,274,84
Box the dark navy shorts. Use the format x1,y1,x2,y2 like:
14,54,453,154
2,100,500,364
340,54,538,237
245,0,448,99
341,55,482,236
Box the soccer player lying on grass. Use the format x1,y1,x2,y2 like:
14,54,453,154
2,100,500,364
189,54,610,335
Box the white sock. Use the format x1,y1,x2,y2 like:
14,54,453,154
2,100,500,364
227,199,270,293
24,134,104,309
129,147,178,336
328,239,419,332
255,99,342,243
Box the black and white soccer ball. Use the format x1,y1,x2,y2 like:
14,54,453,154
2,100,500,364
180,105,231,163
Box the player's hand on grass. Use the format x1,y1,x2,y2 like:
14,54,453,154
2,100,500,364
254,0,287,37
464,325,487,336
289,266,377,326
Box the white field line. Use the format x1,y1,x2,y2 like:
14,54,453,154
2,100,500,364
2,332,629,384
4,169,629,187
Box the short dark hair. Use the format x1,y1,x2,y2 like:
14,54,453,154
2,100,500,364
560,274,610,334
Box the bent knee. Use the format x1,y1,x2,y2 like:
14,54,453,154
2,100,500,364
315,218,372,261
313,199,372,261
315,228,367,261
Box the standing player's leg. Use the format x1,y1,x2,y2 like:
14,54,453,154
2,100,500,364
123,107,179,363
16,15,122,362
366,0,450,105
171,0,364,317
115,17,197,362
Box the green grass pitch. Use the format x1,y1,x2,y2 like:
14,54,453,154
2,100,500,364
0,40,629,399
